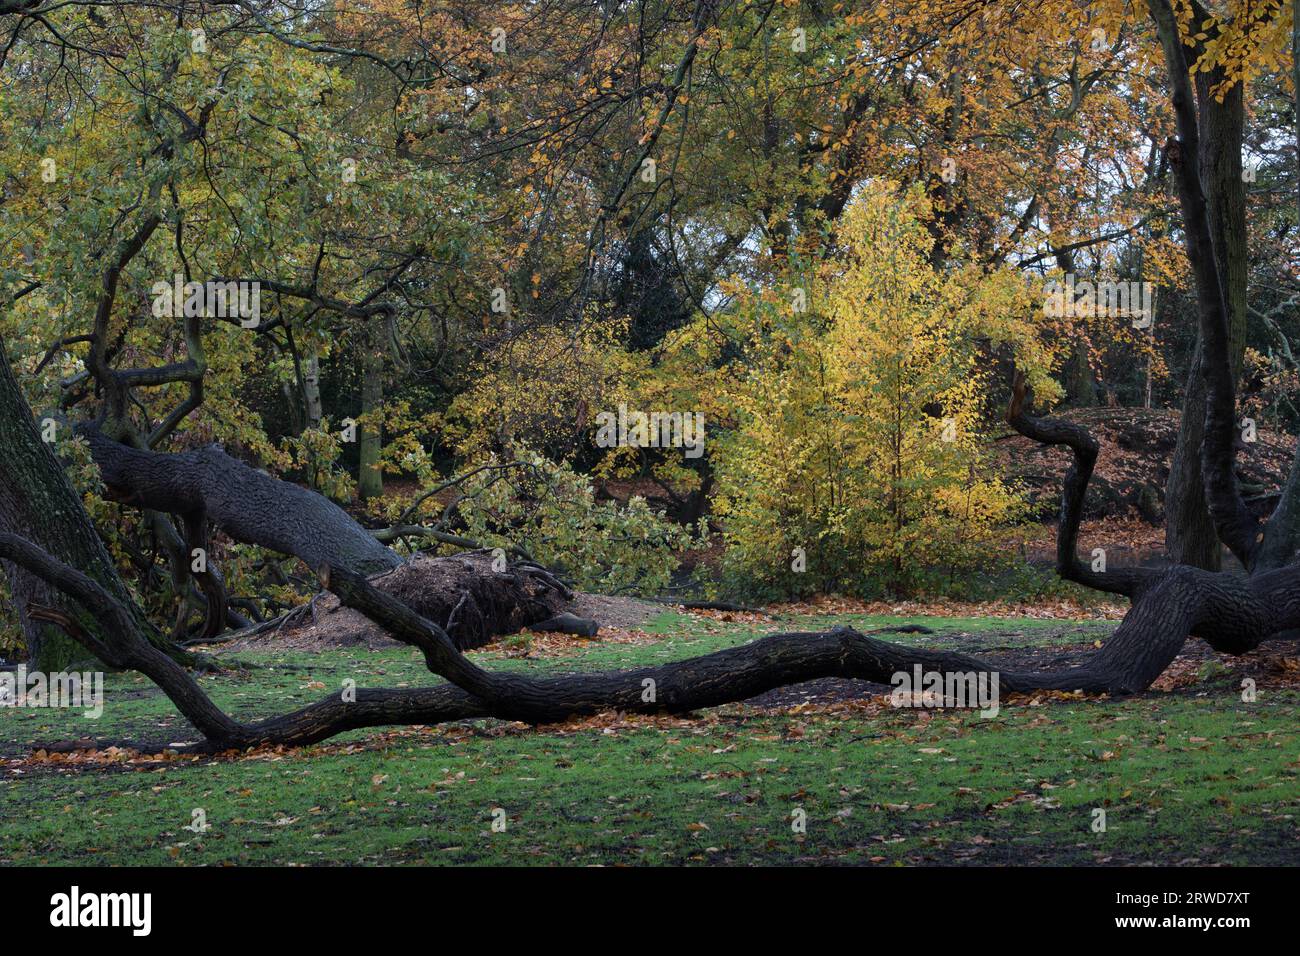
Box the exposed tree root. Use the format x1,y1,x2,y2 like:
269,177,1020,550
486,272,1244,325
281,551,584,650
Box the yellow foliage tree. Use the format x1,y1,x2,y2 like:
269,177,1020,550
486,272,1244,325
715,184,1059,598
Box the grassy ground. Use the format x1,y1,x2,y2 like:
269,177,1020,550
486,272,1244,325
1,609,1296,866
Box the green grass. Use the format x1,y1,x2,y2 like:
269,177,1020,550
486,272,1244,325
1,610,1296,866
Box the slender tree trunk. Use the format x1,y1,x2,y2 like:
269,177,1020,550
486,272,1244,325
303,343,323,429
1166,356,1223,567
1260,442,1300,570
1064,345,1098,407
358,337,384,501
1050,239,1097,408
281,378,305,436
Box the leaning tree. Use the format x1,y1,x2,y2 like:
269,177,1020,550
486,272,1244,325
3,0,1300,751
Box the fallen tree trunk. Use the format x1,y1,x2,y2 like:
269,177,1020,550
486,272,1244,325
83,429,403,576
3,527,1295,754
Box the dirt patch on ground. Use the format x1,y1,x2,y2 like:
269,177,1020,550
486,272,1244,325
214,600,397,654
482,625,665,661
568,593,662,630
215,587,662,654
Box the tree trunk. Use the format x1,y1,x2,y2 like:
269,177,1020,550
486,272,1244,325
1166,353,1223,568
303,343,323,429
1255,4,1300,571
6,529,1292,755
1259,442,1300,570
1164,66,1248,570
358,338,383,501
1063,344,1097,407
83,430,403,575
1050,237,1096,409
79,430,590,646
0,334,154,669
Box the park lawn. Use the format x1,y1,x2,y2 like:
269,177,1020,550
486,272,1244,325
0,610,1296,866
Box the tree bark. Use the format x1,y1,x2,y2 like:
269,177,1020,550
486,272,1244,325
1050,243,1096,409
0,335,155,669
1063,345,1097,407
1149,0,1259,569
81,428,585,646
303,342,323,429
1258,442,1300,570
357,336,384,501
1255,2,1300,571
1164,45,1249,570
1166,355,1223,568
83,429,403,575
